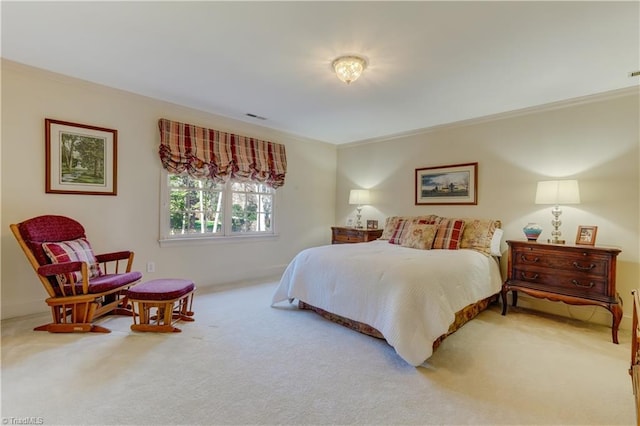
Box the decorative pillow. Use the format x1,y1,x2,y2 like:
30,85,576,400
400,223,438,250
383,215,441,242
413,215,441,226
388,219,410,245
388,216,441,245
432,219,466,250
380,216,408,240
459,219,501,256
42,238,102,285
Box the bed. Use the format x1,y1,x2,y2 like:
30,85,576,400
271,216,503,366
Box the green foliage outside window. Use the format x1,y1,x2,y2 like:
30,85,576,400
168,174,273,236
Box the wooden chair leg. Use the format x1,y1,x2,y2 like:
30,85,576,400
130,296,194,333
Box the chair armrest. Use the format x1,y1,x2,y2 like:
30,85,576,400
95,251,135,273
95,251,132,263
37,261,90,296
38,261,84,277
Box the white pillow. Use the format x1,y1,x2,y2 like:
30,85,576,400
490,228,503,257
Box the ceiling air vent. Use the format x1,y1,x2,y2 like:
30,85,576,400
245,113,267,120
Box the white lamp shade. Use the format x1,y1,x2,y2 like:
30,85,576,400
349,189,371,205
535,180,581,205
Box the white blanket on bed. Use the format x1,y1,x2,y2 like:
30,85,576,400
271,240,502,366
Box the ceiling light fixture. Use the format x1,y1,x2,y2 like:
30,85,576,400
332,55,367,84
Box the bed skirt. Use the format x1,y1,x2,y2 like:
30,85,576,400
299,292,498,353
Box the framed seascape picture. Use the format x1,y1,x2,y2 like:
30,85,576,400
576,225,597,245
45,119,117,195
415,162,478,205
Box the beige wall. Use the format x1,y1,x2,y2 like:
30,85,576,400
337,90,639,329
3,59,638,332
1,60,337,319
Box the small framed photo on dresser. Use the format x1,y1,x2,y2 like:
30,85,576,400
576,225,597,245
367,220,378,230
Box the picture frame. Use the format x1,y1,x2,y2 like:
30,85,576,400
415,162,478,205
45,118,117,195
576,225,598,246
367,220,378,230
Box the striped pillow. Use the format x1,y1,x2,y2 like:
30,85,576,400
388,219,410,245
42,238,102,285
433,219,466,250
380,216,407,240
389,217,440,245
381,215,442,240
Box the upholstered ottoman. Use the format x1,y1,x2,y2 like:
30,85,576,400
127,278,195,332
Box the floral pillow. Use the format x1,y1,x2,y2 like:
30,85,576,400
459,219,501,256
432,219,466,250
399,223,438,250
42,238,102,285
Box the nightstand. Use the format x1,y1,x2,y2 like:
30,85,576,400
331,227,383,244
501,240,622,343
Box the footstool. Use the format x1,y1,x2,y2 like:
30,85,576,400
127,278,195,332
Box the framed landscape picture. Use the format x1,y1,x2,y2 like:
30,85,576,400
45,119,117,195
415,162,478,205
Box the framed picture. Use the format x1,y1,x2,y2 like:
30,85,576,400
367,220,378,230
415,162,478,205
576,225,598,245
46,119,117,195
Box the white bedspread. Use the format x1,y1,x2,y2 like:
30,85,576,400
271,240,502,366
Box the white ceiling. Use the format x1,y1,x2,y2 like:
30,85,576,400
2,1,638,145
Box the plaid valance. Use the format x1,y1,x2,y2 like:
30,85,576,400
158,118,287,188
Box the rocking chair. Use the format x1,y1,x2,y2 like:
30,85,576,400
11,215,142,333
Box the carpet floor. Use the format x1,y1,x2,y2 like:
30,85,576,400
1,280,635,425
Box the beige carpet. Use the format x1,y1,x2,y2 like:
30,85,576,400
1,280,635,425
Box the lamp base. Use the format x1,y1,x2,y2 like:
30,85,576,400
548,238,565,244
355,207,363,229
549,205,565,245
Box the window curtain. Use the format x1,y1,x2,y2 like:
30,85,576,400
158,118,287,188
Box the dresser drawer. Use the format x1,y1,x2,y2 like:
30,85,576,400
512,246,610,276
511,267,609,299
331,227,382,244
334,229,364,243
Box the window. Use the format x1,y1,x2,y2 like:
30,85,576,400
162,173,275,241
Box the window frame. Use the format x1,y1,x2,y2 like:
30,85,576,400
159,170,279,247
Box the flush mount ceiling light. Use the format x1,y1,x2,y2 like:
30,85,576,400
332,55,367,84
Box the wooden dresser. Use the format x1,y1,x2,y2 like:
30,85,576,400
331,227,383,244
631,290,640,425
501,240,622,343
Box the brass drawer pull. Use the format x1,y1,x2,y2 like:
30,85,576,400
573,262,596,271
520,272,539,281
520,255,539,263
572,280,595,288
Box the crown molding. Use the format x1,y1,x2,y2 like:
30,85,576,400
339,85,639,149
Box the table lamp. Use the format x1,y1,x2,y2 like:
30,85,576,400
535,180,580,244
